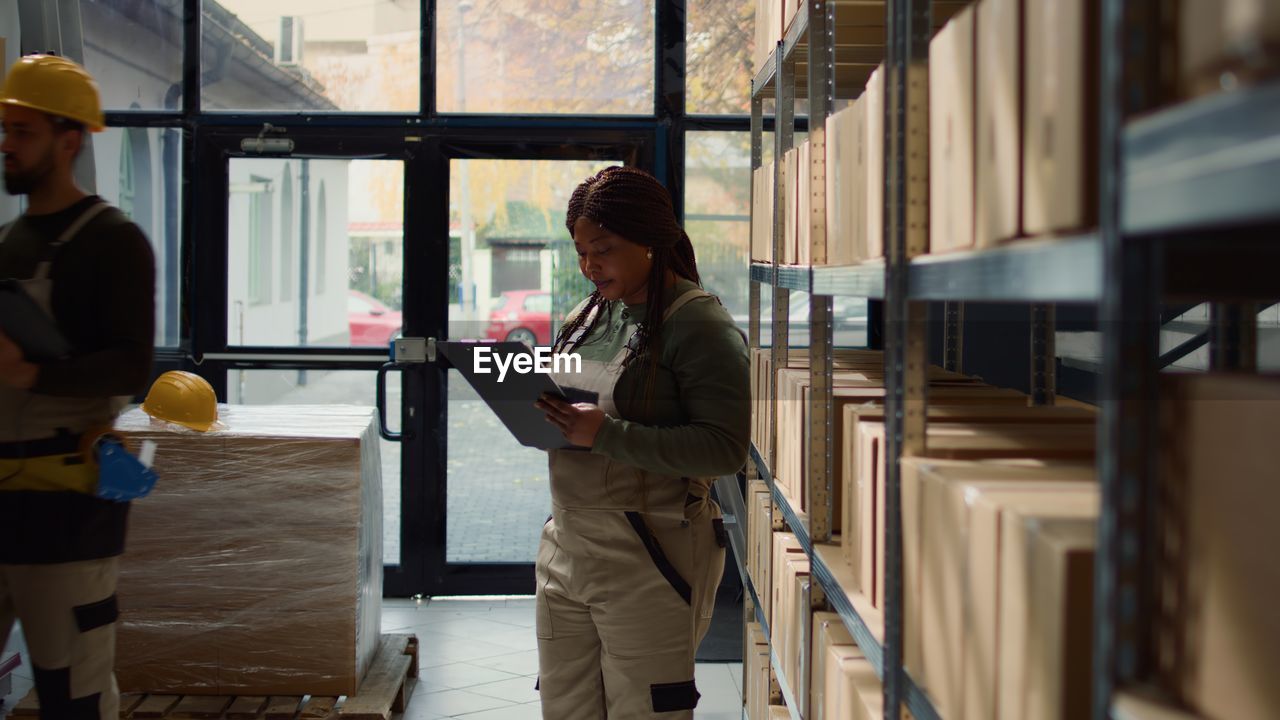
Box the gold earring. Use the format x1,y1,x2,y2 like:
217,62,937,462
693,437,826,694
646,249,653,260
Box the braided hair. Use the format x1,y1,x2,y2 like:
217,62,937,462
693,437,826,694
552,166,702,417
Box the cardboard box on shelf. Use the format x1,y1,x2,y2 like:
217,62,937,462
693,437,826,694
975,0,1023,246
826,100,866,265
864,63,886,259
848,655,885,720
861,422,1095,613
1023,0,1099,236
798,139,813,265
811,612,858,719
973,495,1098,720
828,653,883,720
1158,376,1280,720
785,571,813,716
930,3,977,253
755,491,776,608
746,622,772,720
770,532,806,632
823,644,868,720
901,460,1096,685
747,480,772,590
915,462,1097,720
1111,690,1206,720
1001,517,1096,720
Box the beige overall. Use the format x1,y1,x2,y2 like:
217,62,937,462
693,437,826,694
0,200,126,720
536,289,727,719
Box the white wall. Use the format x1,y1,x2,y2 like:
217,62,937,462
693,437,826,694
227,158,349,347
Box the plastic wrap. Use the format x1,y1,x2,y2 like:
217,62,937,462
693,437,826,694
112,405,383,696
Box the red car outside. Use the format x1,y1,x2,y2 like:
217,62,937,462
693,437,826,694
485,289,552,346
348,290,403,347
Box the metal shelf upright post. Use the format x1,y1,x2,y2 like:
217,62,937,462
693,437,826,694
883,0,932,716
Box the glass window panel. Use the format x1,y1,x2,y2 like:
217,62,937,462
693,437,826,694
80,1,184,110
448,159,620,345
228,158,404,348
685,132,750,321
688,0,754,115
91,127,182,347
436,0,655,115
228,369,402,565
445,158,619,564
445,374,548,564
202,1,420,112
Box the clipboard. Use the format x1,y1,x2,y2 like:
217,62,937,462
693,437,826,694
0,279,71,362
437,340,599,451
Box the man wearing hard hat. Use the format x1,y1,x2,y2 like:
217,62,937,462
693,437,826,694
0,55,155,720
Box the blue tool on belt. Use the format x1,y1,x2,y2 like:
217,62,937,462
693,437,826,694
91,433,159,502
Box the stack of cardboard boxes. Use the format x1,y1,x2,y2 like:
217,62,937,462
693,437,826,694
112,405,383,697
930,0,1100,256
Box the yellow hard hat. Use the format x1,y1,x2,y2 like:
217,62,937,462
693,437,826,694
141,371,219,432
0,54,105,132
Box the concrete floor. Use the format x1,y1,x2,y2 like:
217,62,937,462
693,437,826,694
1,597,745,719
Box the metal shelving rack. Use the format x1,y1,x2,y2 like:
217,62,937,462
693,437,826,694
735,1,1280,720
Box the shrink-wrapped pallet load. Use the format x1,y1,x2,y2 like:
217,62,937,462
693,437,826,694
113,405,383,696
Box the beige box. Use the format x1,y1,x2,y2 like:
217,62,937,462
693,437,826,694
847,399,1095,603
919,467,1097,720
867,423,1095,612
811,612,858,720
783,563,812,713
1002,518,1097,720
849,656,884,720
839,385,1040,577
770,532,805,632
864,63,886,259
1112,691,1207,720
1023,0,1099,236
747,480,772,591
115,405,382,696
975,0,1023,246
823,645,867,720
930,5,977,253
746,622,772,720
826,100,866,264
971,493,1098,720
901,461,1096,684
798,139,813,265
832,653,883,720
1158,376,1280,720
755,491,775,612
752,159,776,264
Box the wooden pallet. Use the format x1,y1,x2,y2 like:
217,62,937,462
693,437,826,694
9,634,419,720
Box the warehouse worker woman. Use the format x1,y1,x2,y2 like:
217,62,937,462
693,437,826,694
534,166,750,718
0,55,155,720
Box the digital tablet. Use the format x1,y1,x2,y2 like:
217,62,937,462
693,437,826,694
437,340,599,451
0,279,71,362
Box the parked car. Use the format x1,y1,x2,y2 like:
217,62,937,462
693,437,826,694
348,289,403,347
486,289,552,346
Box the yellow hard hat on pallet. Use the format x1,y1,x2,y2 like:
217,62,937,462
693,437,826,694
142,371,219,433
0,54,105,132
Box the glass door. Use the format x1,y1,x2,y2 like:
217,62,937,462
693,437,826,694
420,137,651,595
196,129,430,596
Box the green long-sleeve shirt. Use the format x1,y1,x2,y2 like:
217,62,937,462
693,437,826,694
569,278,750,478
